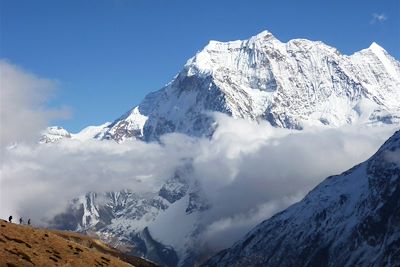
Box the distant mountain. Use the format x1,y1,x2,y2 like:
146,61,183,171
46,30,400,267
40,126,71,143
40,123,110,143
203,130,400,267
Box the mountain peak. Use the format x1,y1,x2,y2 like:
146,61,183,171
369,41,384,52
365,41,399,79
197,30,278,56
40,126,71,143
252,30,276,40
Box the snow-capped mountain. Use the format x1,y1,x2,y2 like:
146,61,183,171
40,122,110,143
40,126,72,143
42,31,400,143
98,30,400,142
203,130,400,267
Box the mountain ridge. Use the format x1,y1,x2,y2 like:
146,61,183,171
42,31,400,143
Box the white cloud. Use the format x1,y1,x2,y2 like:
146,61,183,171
2,115,395,258
192,115,397,256
0,60,69,220
0,139,183,222
371,13,387,24
0,60,69,151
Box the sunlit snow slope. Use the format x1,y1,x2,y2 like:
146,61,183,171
91,30,400,142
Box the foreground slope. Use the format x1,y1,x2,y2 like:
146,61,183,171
0,220,157,267
203,130,400,267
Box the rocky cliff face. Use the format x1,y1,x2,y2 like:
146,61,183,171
203,130,400,267
50,163,203,267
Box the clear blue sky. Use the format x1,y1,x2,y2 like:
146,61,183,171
1,0,399,132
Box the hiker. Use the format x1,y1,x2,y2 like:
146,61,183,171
8,215,12,223
19,217,23,224
27,219,31,226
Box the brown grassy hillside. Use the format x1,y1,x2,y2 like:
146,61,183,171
0,220,157,267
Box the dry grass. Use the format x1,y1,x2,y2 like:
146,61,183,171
0,220,157,267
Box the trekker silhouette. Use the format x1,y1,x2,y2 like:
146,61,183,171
27,219,31,226
19,217,23,224
8,216,12,223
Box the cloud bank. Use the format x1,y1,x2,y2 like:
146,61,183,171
0,60,397,260
193,118,396,255
0,60,68,150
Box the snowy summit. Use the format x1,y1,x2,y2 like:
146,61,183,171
42,30,399,143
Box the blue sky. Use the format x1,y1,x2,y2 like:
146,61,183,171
1,0,399,132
